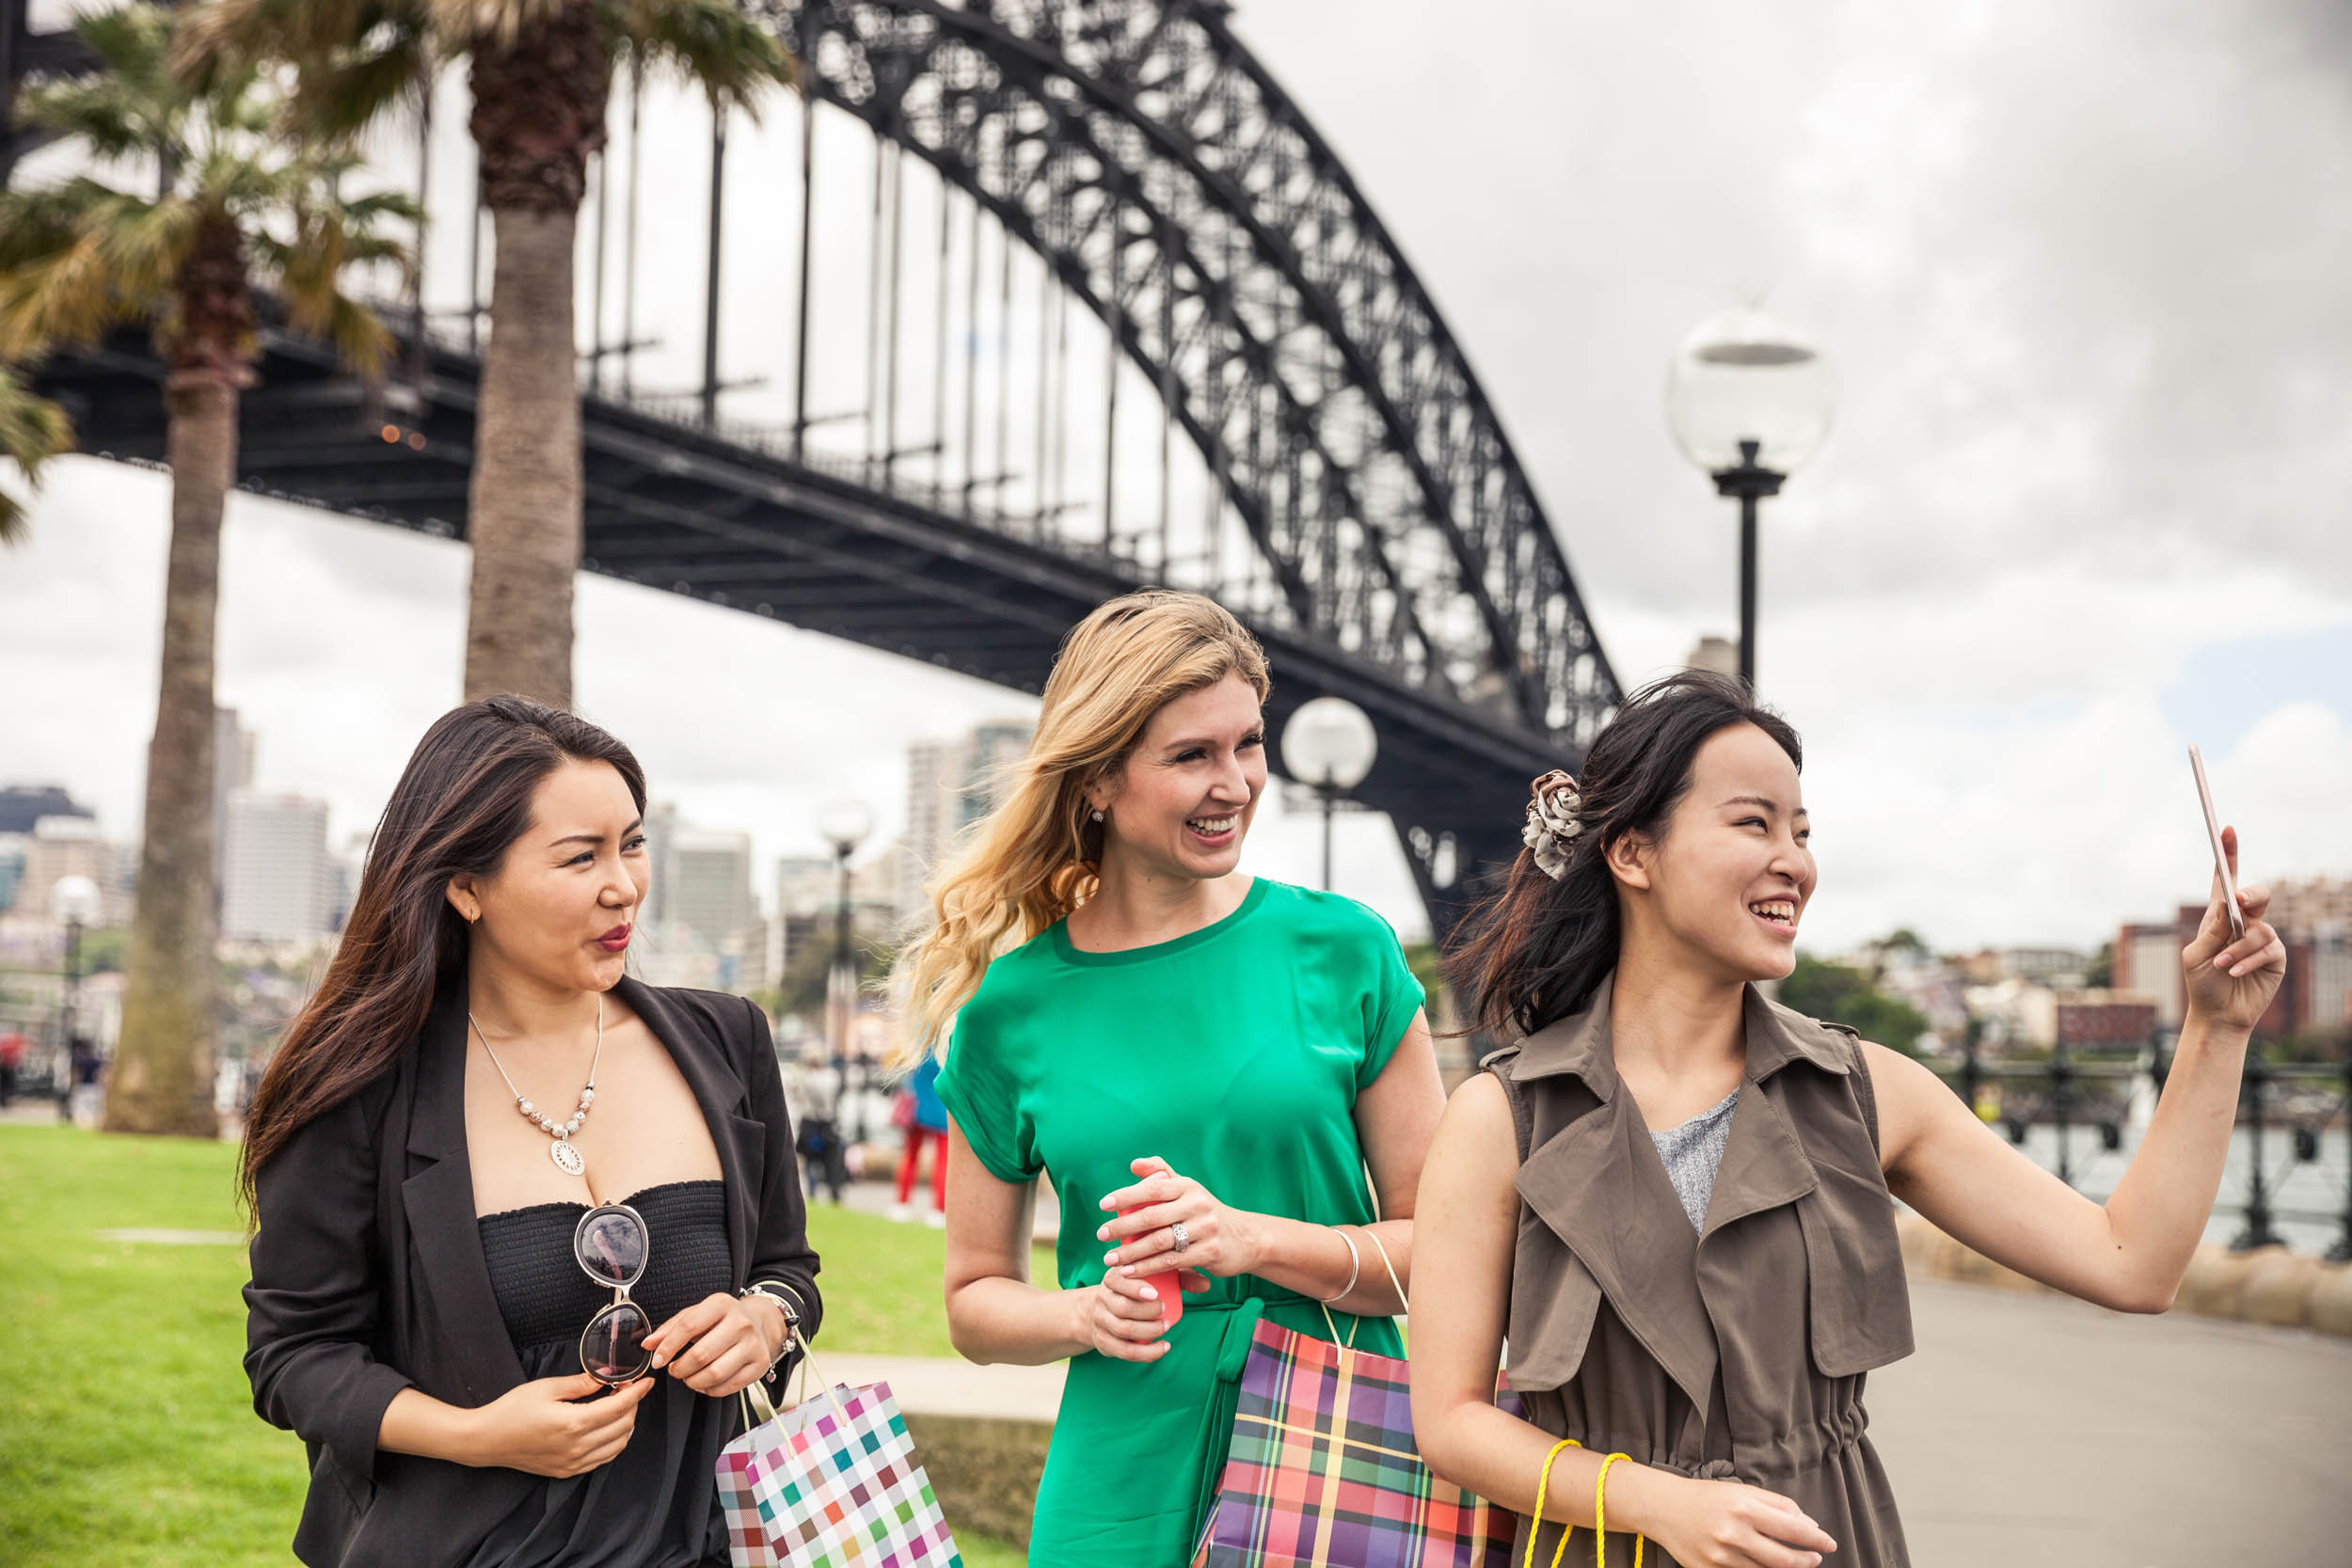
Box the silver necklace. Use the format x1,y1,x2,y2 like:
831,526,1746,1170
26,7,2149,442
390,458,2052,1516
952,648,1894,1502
469,998,602,1178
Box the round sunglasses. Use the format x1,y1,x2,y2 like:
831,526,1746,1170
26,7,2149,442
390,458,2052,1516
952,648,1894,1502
573,1202,654,1385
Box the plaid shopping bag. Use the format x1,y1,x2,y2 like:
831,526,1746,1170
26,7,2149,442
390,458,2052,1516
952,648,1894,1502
717,1381,785,1567
1191,1315,1522,1568
717,1359,963,1568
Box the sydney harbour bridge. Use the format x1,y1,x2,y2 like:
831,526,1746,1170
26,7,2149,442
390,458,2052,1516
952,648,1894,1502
6,0,1623,933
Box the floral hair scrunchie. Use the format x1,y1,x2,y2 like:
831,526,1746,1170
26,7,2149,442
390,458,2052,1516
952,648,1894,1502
1521,768,1583,881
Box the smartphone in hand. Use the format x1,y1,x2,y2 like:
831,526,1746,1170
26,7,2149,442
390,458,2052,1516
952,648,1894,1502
2187,745,2247,942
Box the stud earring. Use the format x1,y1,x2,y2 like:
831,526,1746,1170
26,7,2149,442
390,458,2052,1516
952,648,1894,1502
1090,809,1104,822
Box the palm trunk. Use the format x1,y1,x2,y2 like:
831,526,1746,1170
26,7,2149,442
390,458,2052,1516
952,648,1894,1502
105,371,230,1138
463,203,580,707
462,1,610,709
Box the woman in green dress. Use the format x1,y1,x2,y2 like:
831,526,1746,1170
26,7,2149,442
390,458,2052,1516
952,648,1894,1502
891,590,1445,1565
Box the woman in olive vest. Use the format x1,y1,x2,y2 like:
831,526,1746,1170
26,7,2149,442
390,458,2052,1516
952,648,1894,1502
1409,671,2283,1568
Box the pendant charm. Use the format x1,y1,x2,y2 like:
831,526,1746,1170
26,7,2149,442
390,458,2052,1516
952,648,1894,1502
550,1140,584,1177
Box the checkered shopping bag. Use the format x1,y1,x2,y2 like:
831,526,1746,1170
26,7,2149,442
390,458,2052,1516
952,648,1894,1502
716,1357,963,1568
1192,1239,1521,1568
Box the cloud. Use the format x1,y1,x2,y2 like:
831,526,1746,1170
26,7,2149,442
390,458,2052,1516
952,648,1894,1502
7,0,2348,960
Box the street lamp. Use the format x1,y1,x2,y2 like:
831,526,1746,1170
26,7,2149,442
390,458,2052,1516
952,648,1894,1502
51,875,101,1119
1280,696,1377,892
1665,306,1837,689
813,800,872,1142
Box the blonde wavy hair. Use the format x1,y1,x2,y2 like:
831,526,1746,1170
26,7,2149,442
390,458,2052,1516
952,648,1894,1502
889,590,1271,1067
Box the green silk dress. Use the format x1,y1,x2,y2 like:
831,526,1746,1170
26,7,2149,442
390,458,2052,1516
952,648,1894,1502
934,878,1424,1566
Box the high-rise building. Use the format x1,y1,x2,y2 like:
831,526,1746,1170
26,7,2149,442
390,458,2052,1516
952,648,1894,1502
0,833,26,913
0,785,93,836
222,792,335,942
2113,919,2188,1028
898,720,1035,923
213,707,256,898
22,815,135,926
2267,876,2352,937
1684,636,1740,678
665,825,755,958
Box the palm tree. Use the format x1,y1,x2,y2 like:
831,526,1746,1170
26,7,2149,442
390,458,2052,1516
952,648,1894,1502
179,0,794,707
0,366,73,544
0,4,416,1137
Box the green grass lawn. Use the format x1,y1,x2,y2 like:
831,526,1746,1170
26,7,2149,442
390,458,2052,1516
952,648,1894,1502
0,1124,1029,1566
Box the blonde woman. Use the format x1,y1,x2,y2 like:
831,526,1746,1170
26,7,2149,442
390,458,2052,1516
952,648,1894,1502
895,590,1445,1564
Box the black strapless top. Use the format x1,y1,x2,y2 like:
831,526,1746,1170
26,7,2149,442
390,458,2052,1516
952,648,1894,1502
468,1180,737,1568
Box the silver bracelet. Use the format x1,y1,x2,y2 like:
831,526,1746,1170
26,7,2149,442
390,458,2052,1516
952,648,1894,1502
1317,1226,1362,1305
740,1281,803,1372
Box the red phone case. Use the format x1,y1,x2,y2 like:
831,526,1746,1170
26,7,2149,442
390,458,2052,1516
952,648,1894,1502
1118,1204,1184,1328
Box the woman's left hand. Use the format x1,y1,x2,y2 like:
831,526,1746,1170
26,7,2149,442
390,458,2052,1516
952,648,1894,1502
644,1293,788,1398
1097,1157,1255,1285
2181,826,2288,1032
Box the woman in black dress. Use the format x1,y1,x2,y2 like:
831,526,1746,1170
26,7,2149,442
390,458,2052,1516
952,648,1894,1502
241,698,823,1568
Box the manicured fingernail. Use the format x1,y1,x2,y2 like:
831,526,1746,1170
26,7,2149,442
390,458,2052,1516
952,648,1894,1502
1120,1265,1136,1276
1095,1226,1108,1241
1104,1250,1118,1265
651,1355,667,1369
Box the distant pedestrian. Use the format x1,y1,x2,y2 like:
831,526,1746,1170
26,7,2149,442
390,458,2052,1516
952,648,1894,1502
0,1028,24,1108
886,1053,949,1226
791,1052,849,1204
67,1037,102,1126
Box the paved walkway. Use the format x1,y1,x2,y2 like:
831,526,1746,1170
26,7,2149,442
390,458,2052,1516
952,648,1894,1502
819,1278,2349,1565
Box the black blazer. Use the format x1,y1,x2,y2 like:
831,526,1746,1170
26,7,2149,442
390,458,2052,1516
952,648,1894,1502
244,976,823,1568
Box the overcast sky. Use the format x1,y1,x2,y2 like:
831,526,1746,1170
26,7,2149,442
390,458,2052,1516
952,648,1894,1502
5,0,2348,955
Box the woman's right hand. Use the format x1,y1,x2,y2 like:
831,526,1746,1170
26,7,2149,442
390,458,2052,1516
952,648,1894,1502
464,1371,656,1477
1649,1476,1838,1568
1073,1269,1176,1363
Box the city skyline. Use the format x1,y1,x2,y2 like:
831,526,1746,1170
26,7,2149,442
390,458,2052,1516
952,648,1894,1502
3,0,2347,954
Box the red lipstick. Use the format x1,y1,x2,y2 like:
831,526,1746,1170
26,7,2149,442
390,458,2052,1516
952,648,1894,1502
596,924,632,953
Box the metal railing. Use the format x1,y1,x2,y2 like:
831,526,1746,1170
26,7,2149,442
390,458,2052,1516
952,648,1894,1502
1930,1029,2352,1260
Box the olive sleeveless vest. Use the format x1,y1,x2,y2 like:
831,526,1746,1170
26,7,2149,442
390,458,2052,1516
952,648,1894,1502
1486,983,1916,1567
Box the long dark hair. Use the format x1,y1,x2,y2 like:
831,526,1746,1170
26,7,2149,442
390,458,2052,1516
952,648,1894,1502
1445,670,1803,1040
238,697,647,1210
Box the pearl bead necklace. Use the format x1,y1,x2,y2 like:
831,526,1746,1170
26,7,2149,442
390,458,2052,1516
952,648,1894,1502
469,998,603,1179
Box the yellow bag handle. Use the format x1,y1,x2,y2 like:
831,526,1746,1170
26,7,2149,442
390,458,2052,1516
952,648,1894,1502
1522,1439,1645,1568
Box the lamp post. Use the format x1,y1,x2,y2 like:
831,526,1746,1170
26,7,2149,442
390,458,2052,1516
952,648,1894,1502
1665,307,1837,690
1279,696,1377,892
51,876,101,1121
814,800,873,1143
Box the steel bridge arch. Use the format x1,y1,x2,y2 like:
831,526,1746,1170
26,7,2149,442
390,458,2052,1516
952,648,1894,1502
769,0,1622,749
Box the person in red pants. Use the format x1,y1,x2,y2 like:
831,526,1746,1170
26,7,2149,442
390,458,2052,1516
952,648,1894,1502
888,1053,949,1226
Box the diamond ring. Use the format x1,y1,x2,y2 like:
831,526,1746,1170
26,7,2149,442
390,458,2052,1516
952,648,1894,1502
1171,1221,1192,1254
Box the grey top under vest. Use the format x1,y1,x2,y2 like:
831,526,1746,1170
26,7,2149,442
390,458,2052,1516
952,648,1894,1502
1650,1087,1740,1232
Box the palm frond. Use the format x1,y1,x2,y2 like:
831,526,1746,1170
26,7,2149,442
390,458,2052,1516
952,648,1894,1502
90,192,196,295
13,77,157,164
0,225,154,360
0,179,175,358
0,365,76,546
615,0,794,119
172,0,421,86
0,184,92,272
428,0,569,52
74,4,179,105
